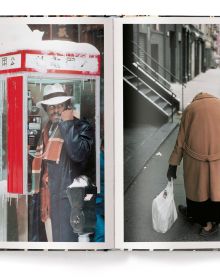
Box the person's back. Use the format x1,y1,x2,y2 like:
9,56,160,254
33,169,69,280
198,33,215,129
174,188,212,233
167,92,220,236
183,93,220,157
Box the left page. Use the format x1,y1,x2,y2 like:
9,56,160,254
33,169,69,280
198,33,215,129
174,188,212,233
0,16,114,250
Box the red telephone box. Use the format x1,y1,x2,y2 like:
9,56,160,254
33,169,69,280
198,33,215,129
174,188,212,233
0,43,101,197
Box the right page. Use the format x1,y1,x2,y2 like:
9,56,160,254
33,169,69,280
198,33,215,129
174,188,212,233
114,16,220,250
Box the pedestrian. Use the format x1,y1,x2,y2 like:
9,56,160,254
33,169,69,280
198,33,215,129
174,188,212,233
167,92,220,237
32,83,94,242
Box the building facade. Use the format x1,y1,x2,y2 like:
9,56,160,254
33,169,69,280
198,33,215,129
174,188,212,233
124,24,220,84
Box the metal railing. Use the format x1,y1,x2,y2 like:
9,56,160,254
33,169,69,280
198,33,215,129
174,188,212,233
123,65,173,119
131,40,186,112
132,53,177,98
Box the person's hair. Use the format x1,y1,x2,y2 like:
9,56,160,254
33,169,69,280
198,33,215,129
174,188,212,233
41,103,47,112
63,99,72,109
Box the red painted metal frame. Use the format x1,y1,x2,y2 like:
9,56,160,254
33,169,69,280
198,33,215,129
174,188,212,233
4,48,101,194
0,50,101,76
7,76,23,194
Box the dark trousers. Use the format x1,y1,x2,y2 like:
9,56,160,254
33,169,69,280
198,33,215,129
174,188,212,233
186,198,220,227
50,194,78,242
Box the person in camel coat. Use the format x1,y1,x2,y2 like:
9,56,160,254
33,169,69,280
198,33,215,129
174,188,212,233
167,92,220,236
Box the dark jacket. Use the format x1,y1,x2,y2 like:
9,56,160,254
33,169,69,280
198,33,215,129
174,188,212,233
46,117,94,241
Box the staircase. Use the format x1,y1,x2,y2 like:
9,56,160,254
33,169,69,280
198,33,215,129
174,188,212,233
124,42,183,120
124,65,175,118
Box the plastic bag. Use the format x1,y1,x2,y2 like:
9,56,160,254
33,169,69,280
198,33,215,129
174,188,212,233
66,176,97,235
152,180,178,233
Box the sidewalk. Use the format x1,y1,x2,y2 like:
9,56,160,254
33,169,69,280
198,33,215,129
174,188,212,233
124,119,178,192
171,68,220,110
124,67,220,191
124,67,220,242
124,124,220,242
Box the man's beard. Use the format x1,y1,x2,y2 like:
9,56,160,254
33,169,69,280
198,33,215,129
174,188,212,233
50,112,62,123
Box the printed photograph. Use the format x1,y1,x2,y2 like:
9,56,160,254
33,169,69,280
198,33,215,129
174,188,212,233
123,23,220,242
0,21,105,242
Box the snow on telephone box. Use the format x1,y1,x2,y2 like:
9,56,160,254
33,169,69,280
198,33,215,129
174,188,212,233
0,25,101,198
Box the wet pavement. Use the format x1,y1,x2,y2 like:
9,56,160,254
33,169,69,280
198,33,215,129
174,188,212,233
124,67,220,242
124,121,178,191
124,124,220,242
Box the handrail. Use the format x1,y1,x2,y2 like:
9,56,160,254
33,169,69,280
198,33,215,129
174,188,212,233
132,52,177,98
124,63,176,122
123,65,172,106
123,65,172,116
133,62,177,100
135,59,170,91
131,40,186,88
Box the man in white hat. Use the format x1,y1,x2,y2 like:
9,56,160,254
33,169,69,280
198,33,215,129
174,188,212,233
32,83,94,242
39,83,74,124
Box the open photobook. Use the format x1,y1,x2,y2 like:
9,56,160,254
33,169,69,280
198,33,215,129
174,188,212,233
1,16,220,250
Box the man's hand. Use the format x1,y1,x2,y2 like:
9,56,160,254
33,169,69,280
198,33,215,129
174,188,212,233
61,109,74,121
167,164,177,181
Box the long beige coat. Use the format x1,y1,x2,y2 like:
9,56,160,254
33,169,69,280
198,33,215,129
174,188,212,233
169,92,220,202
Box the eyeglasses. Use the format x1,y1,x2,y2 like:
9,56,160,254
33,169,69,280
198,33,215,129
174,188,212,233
47,104,64,111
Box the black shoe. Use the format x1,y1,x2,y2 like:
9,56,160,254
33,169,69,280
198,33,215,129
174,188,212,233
178,205,193,222
199,223,219,237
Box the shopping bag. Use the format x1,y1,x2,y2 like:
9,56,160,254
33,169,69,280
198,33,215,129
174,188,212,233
152,179,178,233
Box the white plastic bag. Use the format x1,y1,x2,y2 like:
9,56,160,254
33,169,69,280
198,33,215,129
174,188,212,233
152,180,178,233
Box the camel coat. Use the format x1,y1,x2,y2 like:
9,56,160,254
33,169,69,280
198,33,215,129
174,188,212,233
169,92,220,202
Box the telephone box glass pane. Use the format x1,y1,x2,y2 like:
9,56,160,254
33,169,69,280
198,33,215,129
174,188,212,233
27,78,96,192
27,78,98,242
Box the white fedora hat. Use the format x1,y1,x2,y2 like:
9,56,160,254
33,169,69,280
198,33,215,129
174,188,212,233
37,83,71,107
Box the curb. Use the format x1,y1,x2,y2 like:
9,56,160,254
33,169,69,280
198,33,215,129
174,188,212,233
124,121,179,193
